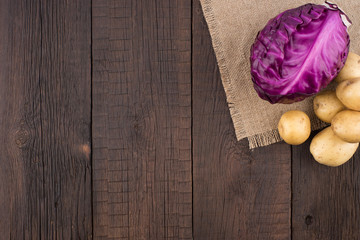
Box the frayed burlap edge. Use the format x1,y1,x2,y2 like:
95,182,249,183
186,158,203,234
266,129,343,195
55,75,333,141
200,0,330,149
200,0,246,138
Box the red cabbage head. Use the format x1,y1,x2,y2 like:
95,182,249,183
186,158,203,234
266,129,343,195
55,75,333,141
250,2,351,104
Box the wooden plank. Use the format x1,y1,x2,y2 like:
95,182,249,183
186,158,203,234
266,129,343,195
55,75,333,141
92,0,192,239
292,135,360,239
0,0,92,239
192,1,291,239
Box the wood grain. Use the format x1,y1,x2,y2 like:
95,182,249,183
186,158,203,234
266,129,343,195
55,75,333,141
3,0,359,239
92,0,192,239
0,0,92,239
192,1,291,239
292,134,360,239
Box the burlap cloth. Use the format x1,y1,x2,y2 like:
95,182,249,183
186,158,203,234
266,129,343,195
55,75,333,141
200,0,360,148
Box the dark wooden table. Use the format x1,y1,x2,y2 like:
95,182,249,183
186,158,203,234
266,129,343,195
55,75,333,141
1,0,360,239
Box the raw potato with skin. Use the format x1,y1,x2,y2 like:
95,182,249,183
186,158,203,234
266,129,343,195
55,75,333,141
278,110,311,145
336,78,360,111
335,52,360,82
332,110,360,143
310,127,359,167
313,91,346,123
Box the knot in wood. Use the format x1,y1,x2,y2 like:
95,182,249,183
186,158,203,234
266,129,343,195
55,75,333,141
305,215,313,226
15,128,30,148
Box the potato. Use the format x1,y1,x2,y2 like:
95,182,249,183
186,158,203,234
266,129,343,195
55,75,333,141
331,110,360,143
310,127,359,167
335,52,360,82
278,110,311,145
336,78,360,111
313,91,345,123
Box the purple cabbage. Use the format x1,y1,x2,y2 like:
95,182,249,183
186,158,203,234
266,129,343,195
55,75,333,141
250,3,351,104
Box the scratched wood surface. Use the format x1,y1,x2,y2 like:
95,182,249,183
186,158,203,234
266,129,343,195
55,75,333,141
0,0,92,239
92,0,192,239
192,1,291,239
292,134,360,240
1,0,360,239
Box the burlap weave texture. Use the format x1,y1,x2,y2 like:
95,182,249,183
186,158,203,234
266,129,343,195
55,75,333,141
200,0,360,148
